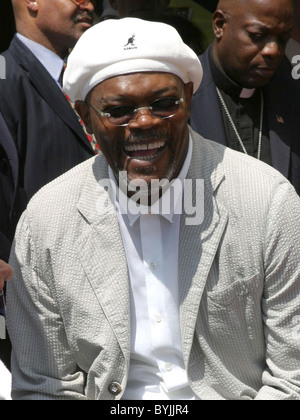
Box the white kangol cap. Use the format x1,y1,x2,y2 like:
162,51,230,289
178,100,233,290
64,18,203,102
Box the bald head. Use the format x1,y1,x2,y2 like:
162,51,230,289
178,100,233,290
216,0,292,12
215,0,293,25
212,0,293,88
216,0,242,10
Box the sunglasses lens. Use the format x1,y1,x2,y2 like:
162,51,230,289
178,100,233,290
151,98,180,118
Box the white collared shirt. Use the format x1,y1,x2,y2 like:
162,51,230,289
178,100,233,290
109,137,199,400
0,360,11,401
17,33,64,88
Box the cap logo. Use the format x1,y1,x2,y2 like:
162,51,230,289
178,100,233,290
124,34,137,51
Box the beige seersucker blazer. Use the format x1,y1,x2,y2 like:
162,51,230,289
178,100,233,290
7,129,300,400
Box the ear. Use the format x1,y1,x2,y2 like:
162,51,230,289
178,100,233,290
25,0,39,13
75,101,94,135
184,82,194,108
213,10,227,40
184,82,194,119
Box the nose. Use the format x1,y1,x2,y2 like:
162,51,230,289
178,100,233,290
261,40,283,62
129,109,161,130
81,0,95,12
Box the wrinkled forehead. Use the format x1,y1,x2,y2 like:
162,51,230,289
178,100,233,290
223,0,293,23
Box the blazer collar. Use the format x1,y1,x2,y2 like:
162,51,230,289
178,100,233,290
263,60,292,179
0,112,18,188
16,34,64,85
9,36,93,153
191,49,228,146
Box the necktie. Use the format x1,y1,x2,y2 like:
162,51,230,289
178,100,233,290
60,64,100,155
65,93,100,155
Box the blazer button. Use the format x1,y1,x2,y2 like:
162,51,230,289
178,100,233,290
108,382,122,396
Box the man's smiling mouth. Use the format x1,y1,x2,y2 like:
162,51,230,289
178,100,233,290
124,141,167,161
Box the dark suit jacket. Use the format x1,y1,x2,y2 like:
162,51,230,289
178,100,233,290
0,110,20,370
191,48,300,195
0,35,94,201
0,111,20,261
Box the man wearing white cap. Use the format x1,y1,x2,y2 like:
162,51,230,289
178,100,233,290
7,18,300,400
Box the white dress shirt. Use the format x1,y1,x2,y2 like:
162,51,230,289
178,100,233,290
109,137,199,400
0,360,11,401
16,34,64,87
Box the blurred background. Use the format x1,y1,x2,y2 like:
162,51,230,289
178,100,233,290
0,0,218,54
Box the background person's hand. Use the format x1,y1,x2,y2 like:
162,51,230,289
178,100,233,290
0,260,13,291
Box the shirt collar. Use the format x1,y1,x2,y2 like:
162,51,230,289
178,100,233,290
209,46,256,99
17,33,64,86
109,135,193,227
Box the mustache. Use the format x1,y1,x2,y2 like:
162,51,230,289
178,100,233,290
74,11,94,23
125,129,169,145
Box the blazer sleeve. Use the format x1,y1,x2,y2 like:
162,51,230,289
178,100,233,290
256,182,300,400
6,213,87,400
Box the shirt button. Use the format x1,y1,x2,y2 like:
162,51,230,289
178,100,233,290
154,314,162,323
150,261,158,270
108,382,122,396
165,363,173,372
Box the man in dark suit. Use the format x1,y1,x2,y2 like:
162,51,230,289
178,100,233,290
0,110,20,371
0,0,96,202
0,111,23,263
191,0,300,195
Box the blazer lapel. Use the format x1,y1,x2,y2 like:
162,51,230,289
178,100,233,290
179,131,229,363
76,157,130,358
9,37,93,152
264,83,292,179
191,49,227,146
0,112,18,189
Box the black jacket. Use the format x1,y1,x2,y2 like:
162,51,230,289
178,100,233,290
0,36,94,201
0,110,20,369
191,47,300,195
0,111,21,261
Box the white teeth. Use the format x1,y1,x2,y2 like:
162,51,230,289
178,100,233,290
125,141,166,152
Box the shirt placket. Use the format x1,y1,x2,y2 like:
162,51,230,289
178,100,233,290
140,214,189,392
